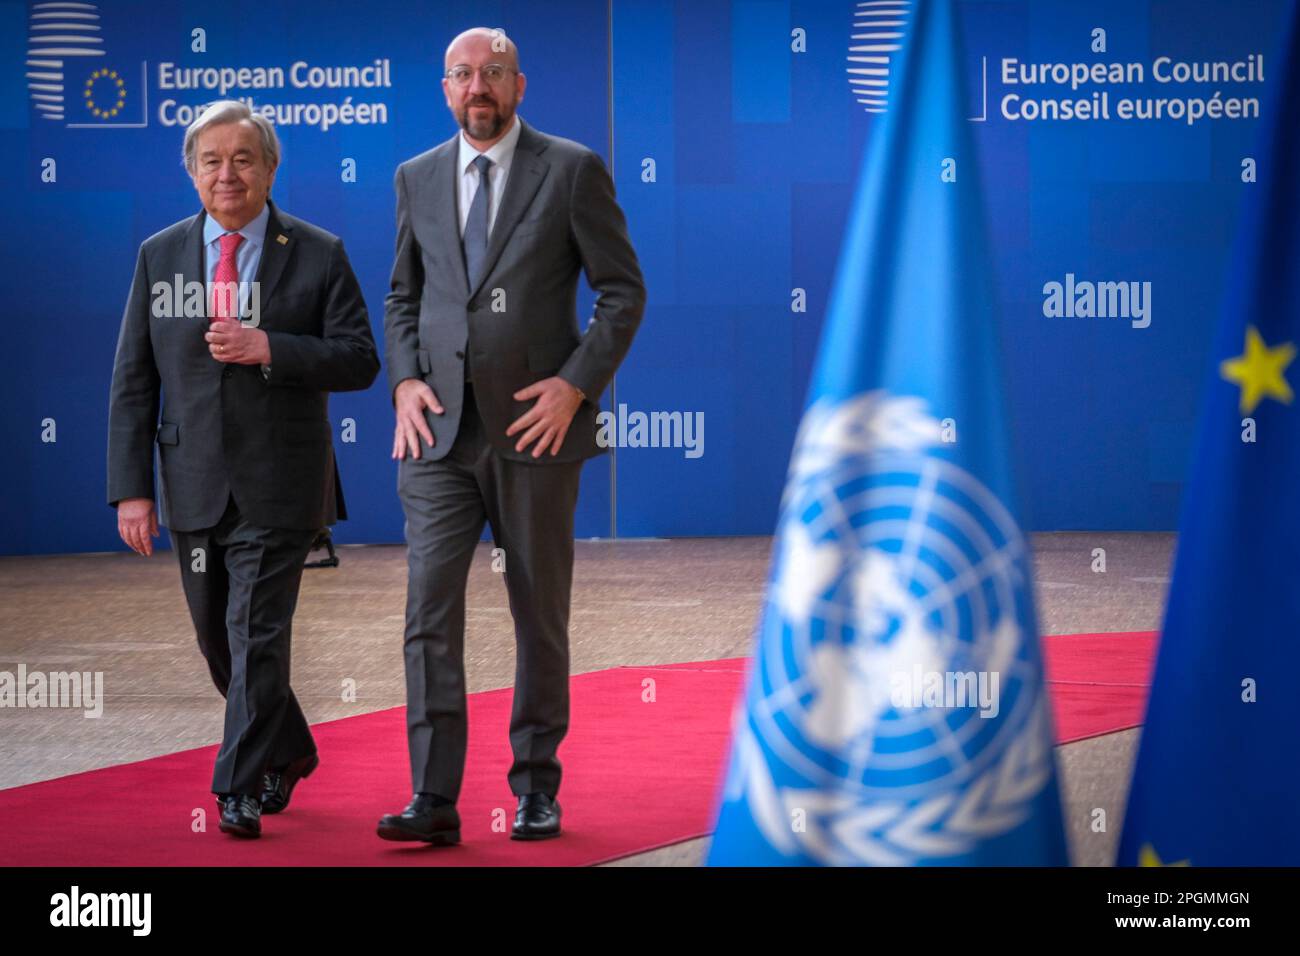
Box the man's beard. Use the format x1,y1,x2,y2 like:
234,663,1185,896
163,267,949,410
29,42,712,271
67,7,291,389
459,98,514,140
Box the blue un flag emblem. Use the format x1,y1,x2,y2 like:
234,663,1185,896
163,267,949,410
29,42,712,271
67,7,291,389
711,393,1059,866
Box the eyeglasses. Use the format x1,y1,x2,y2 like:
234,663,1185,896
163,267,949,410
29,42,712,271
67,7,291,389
445,64,516,87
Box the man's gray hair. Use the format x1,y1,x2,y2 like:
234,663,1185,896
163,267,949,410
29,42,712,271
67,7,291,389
183,100,280,174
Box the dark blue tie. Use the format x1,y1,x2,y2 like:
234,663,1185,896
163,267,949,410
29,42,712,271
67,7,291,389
462,154,494,290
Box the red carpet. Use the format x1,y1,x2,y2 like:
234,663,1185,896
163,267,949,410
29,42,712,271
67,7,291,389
1041,630,1158,743
0,632,1155,866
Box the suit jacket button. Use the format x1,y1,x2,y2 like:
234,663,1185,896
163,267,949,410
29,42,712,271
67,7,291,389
455,350,465,359
222,367,233,379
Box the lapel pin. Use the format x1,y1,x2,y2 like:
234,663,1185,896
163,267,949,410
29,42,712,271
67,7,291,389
276,234,288,245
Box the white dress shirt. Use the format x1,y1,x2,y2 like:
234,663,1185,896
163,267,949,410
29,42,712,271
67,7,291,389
456,114,523,239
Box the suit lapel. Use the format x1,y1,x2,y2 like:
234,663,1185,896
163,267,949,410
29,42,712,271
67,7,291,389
254,200,295,310
434,137,471,299
183,212,205,299
468,117,549,301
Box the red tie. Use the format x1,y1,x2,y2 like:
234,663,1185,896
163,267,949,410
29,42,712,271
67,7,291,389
211,232,243,320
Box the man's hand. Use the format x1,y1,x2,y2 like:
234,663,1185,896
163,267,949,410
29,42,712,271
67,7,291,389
206,320,271,365
507,377,584,458
117,498,158,556
392,378,445,460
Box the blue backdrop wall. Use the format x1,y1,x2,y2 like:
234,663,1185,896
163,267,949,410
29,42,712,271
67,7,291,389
1,0,1291,555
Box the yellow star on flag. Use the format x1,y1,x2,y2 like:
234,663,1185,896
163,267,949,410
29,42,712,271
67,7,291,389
1220,326,1295,414
1139,843,1189,867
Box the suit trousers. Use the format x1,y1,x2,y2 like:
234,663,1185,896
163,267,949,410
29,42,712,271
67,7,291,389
171,496,318,796
397,384,582,801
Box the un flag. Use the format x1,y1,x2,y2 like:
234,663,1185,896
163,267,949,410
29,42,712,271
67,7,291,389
1117,3,1300,867
705,0,1068,866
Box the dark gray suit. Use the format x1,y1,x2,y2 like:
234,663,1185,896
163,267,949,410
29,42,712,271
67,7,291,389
107,200,379,795
385,117,645,800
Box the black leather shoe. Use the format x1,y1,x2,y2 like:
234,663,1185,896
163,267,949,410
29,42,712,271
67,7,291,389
511,792,561,840
260,753,320,815
218,794,262,838
376,794,461,845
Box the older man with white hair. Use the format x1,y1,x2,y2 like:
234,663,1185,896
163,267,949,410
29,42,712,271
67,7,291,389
106,99,379,838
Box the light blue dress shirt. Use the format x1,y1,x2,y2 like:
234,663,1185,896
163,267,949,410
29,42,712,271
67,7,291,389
203,201,269,319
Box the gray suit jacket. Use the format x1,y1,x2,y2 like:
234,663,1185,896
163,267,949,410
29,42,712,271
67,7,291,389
107,200,380,532
384,117,646,463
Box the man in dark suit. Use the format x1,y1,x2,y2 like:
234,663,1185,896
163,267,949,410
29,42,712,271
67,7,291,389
378,27,645,844
107,100,379,839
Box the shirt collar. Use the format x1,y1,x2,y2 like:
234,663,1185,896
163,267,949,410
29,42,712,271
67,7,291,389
458,114,523,176
203,202,271,249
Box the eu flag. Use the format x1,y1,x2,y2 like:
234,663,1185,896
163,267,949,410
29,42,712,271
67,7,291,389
1117,4,1300,867
706,0,1067,865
